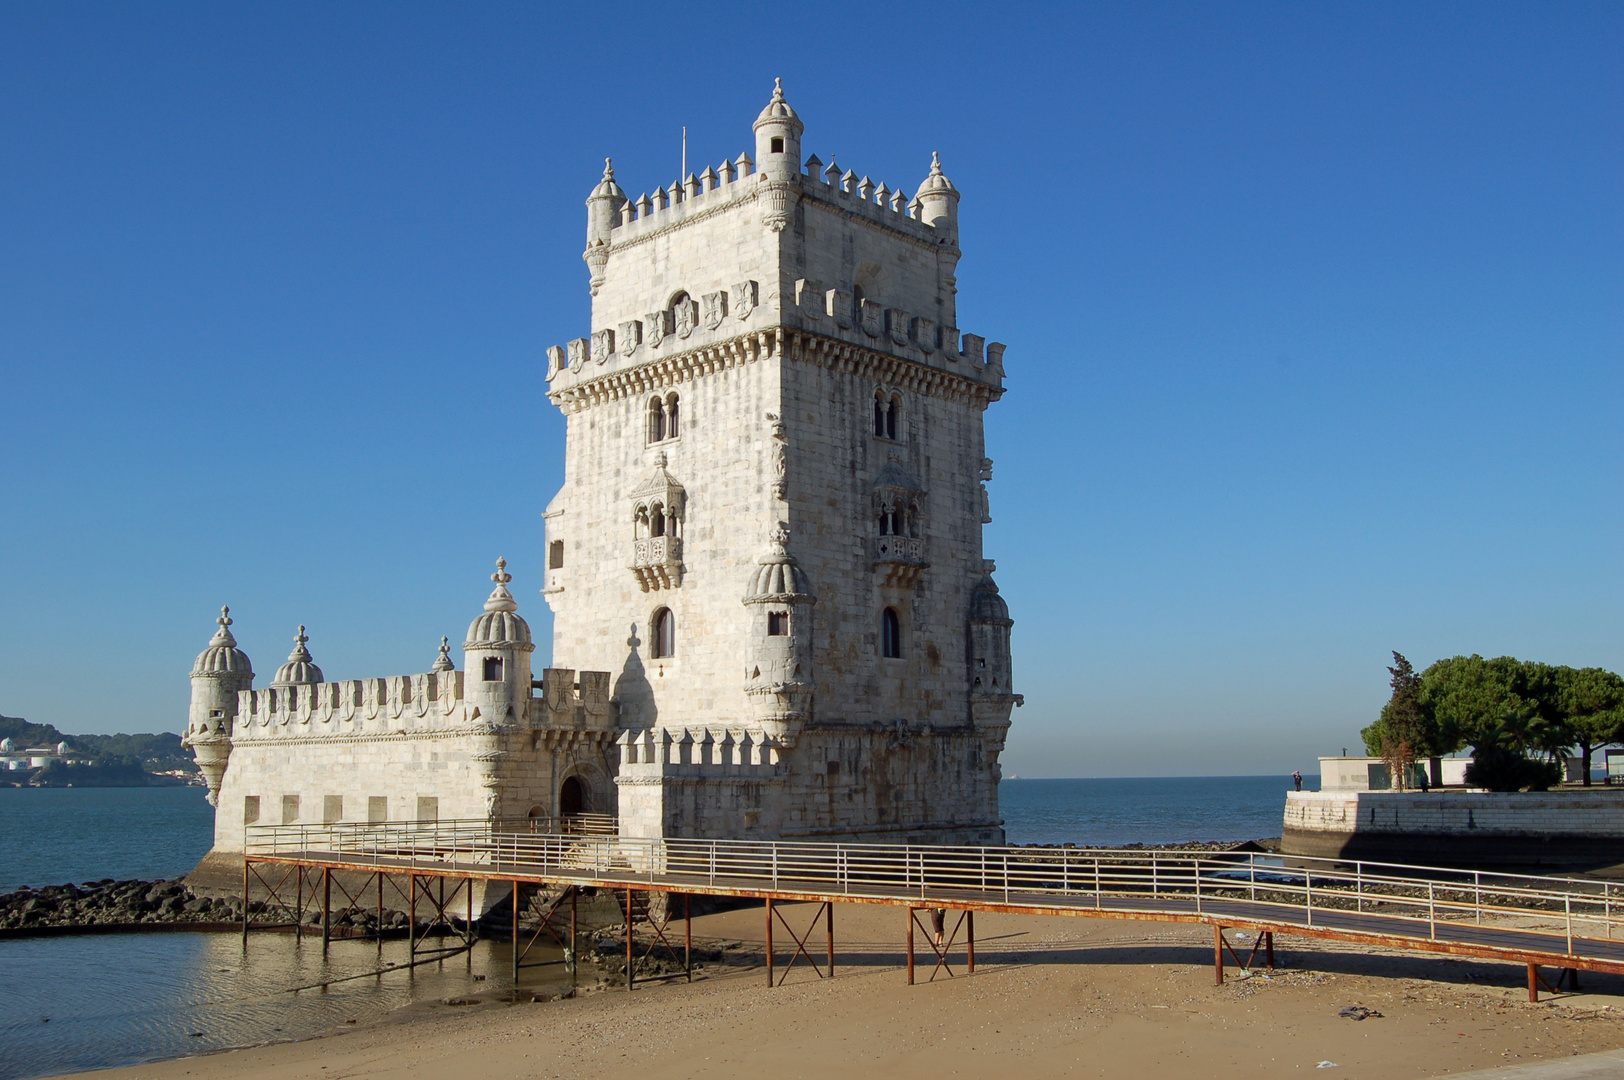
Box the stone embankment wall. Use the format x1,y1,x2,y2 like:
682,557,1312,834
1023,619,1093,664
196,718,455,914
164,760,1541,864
1283,789,1624,869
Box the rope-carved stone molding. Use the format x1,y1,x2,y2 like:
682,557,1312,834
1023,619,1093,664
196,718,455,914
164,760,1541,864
550,328,1003,413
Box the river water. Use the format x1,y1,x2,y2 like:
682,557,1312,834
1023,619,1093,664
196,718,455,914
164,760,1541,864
0,776,1302,1079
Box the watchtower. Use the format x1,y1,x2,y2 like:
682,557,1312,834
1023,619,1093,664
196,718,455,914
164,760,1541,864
544,81,1019,842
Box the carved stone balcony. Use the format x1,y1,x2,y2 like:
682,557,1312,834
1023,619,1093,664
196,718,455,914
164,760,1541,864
631,535,683,591
872,534,927,588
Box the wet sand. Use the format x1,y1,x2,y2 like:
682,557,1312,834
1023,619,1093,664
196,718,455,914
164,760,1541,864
62,901,1624,1080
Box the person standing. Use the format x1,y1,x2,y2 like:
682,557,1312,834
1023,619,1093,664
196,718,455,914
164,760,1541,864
1292,770,1303,792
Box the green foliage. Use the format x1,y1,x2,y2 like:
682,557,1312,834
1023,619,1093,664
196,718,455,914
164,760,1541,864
0,714,195,774
31,755,151,787
1359,655,1624,789
1463,743,1561,792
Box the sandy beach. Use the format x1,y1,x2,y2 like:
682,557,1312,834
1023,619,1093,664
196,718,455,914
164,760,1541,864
61,900,1624,1080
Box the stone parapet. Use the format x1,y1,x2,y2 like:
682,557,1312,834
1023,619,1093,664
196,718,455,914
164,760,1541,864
1282,789,1624,870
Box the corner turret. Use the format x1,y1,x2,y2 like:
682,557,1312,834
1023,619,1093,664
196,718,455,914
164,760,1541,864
753,78,803,232
742,523,817,743
584,158,625,295
183,606,254,806
915,151,960,245
463,558,535,727
967,562,1021,746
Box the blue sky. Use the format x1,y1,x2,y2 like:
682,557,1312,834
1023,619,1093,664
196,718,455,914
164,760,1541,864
0,3,1618,777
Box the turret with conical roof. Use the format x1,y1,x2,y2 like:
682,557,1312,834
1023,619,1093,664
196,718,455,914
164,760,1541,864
184,606,254,806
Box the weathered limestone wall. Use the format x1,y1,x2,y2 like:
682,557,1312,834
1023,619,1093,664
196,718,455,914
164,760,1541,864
1282,789,1624,869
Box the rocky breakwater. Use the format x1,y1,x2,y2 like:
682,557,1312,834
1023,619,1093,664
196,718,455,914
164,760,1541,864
0,879,240,933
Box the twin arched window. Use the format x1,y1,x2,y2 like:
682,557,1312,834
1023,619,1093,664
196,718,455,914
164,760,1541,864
873,391,901,440
881,608,902,659
651,608,675,658
648,393,680,443
877,500,918,538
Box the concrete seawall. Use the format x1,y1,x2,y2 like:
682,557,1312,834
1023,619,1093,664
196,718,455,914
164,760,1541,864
1283,789,1624,870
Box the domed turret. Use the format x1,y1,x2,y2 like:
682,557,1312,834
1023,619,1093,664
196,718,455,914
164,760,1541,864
753,79,804,231
583,158,625,295
916,151,960,245
432,635,455,673
742,523,817,742
463,558,535,727
183,606,255,807
967,563,1019,742
192,605,253,678
271,626,324,687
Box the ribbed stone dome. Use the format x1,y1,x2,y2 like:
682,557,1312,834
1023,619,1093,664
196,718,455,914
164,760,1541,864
753,78,802,132
968,575,1010,622
743,525,814,601
465,558,533,646
916,151,957,196
271,626,323,686
192,607,253,678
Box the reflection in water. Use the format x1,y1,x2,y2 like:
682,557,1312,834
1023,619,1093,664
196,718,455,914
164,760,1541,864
0,931,569,1080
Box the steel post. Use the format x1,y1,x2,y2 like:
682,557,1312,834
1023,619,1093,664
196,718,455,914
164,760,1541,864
1214,924,1224,985
686,893,693,983
241,860,250,944
296,867,303,941
827,902,835,978
571,887,578,989
906,907,915,985
967,909,975,974
765,898,774,987
407,872,416,961
511,880,520,983
1529,961,1539,1003
322,867,332,954
626,886,635,991
1265,931,1274,970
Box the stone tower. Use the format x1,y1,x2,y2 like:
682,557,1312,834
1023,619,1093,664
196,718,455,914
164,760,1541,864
543,80,1018,843
182,606,254,806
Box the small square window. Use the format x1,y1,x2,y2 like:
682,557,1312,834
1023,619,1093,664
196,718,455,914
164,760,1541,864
483,656,504,681
323,795,343,824
281,794,300,825
767,612,788,636
368,796,388,824
770,137,784,154
243,795,260,825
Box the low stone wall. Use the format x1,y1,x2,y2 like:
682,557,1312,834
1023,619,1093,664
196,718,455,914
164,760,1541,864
1283,789,1624,869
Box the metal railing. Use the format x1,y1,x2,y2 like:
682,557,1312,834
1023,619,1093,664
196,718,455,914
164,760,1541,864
244,823,1624,966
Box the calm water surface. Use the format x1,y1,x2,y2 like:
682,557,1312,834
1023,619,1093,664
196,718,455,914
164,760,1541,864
0,777,1302,1079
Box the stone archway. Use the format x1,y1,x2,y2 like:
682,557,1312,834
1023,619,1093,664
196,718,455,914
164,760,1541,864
559,774,586,818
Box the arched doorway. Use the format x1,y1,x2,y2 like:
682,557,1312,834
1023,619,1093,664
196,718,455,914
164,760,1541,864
559,775,586,818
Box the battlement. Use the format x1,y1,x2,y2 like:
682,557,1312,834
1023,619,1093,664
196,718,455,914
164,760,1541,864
617,725,784,774
604,153,938,244
609,153,758,240
230,667,612,740
795,155,939,241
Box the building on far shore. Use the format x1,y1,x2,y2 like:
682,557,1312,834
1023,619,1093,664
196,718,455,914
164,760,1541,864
184,81,1020,892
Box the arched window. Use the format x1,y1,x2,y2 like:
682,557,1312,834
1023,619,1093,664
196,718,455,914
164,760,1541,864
665,393,679,439
650,501,665,537
881,608,902,659
651,608,675,658
874,392,887,437
648,397,666,443
886,395,900,440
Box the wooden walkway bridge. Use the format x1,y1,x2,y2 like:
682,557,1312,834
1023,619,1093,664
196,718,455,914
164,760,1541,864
241,820,1624,1000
